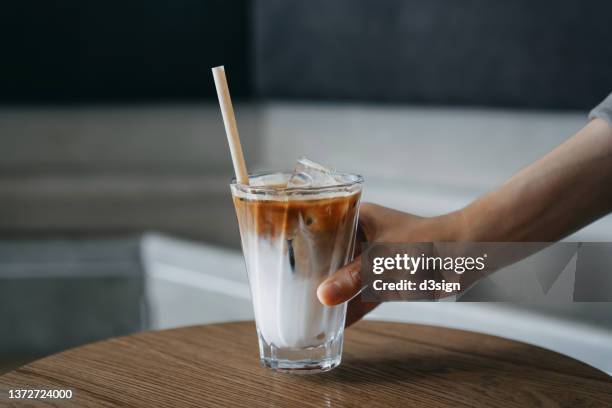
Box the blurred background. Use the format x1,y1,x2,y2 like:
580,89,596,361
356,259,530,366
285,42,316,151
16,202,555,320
1,0,612,374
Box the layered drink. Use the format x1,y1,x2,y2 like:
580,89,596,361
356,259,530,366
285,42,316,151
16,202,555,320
230,159,363,372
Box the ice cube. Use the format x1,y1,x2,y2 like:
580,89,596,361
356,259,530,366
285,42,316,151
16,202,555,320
287,157,340,187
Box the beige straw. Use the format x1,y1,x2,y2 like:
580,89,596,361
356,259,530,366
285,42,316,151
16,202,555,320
212,66,249,185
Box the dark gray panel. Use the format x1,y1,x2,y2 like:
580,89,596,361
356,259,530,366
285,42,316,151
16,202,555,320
0,1,251,103
254,0,612,109
0,239,146,353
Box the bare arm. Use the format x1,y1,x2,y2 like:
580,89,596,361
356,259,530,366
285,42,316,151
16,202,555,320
462,118,612,242
318,118,612,324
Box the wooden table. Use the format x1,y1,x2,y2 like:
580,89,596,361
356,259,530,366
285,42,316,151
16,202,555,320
1,321,610,407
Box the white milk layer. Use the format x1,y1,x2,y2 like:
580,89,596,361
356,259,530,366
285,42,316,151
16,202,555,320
243,233,345,349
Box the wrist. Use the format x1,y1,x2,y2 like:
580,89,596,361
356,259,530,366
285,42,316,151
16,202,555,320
447,207,478,242
430,209,472,242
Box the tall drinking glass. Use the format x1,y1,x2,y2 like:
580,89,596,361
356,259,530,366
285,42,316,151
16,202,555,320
231,171,363,373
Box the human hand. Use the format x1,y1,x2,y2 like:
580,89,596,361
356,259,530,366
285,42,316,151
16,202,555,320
317,203,464,326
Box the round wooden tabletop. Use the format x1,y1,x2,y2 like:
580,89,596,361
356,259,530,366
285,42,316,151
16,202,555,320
1,321,610,407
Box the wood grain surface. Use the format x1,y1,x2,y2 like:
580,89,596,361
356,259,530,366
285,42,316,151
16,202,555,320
1,321,610,407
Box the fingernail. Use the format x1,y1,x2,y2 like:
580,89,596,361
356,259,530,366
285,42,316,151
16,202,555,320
317,280,342,305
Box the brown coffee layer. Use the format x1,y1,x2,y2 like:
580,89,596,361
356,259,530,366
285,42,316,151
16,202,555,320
233,193,360,240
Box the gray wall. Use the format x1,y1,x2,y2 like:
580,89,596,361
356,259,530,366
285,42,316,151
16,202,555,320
0,105,263,247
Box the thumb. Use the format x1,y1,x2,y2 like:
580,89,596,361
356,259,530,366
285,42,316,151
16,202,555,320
317,255,362,306
316,203,381,306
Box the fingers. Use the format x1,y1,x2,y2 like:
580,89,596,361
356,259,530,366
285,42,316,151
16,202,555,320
356,202,380,240
316,203,382,307
317,256,362,306
317,203,388,310
345,297,379,327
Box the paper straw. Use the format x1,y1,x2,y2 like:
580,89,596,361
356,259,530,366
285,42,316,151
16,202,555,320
212,66,249,185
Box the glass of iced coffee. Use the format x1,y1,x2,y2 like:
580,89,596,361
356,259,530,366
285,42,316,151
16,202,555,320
231,159,363,373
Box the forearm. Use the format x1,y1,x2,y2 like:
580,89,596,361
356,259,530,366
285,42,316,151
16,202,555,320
457,118,612,242
319,108,612,313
